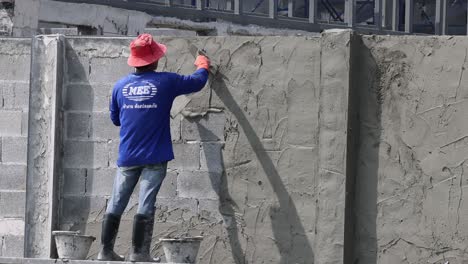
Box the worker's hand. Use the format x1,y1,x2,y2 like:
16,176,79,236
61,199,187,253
194,55,210,70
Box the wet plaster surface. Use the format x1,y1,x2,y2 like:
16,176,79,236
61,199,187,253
355,35,468,264
57,34,350,264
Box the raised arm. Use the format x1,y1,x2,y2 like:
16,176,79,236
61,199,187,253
172,55,211,97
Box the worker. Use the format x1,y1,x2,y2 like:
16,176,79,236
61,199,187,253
97,33,210,262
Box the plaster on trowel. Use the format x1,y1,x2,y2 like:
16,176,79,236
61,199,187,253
170,44,217,118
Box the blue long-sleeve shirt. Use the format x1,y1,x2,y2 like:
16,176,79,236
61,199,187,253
110,69,209,167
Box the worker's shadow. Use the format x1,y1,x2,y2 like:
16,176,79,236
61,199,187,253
196,124,246,264
195,72,314,263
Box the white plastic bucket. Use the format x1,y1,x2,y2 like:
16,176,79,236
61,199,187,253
160,236,203,263
52,231,96,260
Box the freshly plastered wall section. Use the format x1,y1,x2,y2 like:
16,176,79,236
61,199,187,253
354,36,468,264
0,38,30,257
58,33,352,264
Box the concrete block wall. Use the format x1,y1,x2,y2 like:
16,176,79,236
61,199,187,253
6,31,468,264
0,38,31,257
55,35,338,264
60,38,130,236
22,32,468,263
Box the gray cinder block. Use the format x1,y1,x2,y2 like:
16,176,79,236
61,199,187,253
2,235,24,257
91,112,119,141
0,191,25,217
181,113,225,141
0,55,31,81
158,170,177,199
62,168,86,195
169,142,200,170
21,112,28,136
85,168,115,196
66,112,91,139
2,137,27,164
88,57,131,84
200,142,224,173
0,164,27,190
63,140,109,169
0,111,22,136
170,116,182,143
60,195,107,224
107,139,119,168
2,82,29,110
177,170,221,200
64,84,109,112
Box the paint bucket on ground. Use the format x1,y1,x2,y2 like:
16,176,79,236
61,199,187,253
52,230,96,260
160,236,203,263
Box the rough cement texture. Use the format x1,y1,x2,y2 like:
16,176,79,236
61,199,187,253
316,30,352,264
0,37,30,258
353,35,468,264
55,33,351,264
1,23,468,264
12,0,39,37
24,35,64,258
0,25,465,264
11,32,468,263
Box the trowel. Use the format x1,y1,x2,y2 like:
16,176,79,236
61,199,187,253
170,45,217,118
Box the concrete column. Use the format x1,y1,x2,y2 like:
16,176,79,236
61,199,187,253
316,29,355,263
12,0,40,37
24,35,65,258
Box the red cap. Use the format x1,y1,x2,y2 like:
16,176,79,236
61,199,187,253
127,34,167,67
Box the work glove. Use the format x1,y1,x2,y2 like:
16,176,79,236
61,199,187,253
194,55,210,70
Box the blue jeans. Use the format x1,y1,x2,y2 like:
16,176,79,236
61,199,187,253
106,162,167,217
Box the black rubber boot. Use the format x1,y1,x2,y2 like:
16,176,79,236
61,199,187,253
129,214,160,262
97,213,125,261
